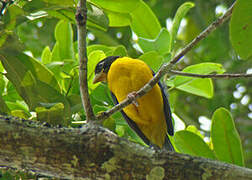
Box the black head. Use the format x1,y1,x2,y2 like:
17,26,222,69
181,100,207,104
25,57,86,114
95,56,120,74
93,56,120,83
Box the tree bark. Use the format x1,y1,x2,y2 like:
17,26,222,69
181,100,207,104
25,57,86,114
0,115,251,180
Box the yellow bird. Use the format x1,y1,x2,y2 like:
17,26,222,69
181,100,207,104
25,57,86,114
93,56,174,150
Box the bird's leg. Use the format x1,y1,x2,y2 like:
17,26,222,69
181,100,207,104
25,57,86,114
127,91,139,107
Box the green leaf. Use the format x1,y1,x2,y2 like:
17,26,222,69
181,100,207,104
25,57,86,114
1,5,24,30
0,74,5,95
230,0,252,59
87,45,113,56
0,95,10,115
46,9,75,24
171,2,195,50
54,20,74,60
90,0,140,13
23,0,74,12
51,42,61,61
174,63,225,87
139,51,164,72
176,78,213,98
88,50,106,79
67,94,82,113
105,10,131,27
5,100,29,114
87,44,127,57
0,5,25,47
87,4,109,31
87,1,156,37
186,125,204,139
41,46,52,64
211,108,244,166
91,83,114,106
87,50,106,90
174,130,216,159
11,109,29,119
103,116,116,131
3,82,23,102
42,0,75,7
130,1,161,38
172,63,225,98
112,45,128,57
138,28,171,56
36,103,68,126
0,52,63,109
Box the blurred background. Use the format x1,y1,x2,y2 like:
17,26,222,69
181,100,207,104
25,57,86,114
3,0,252,167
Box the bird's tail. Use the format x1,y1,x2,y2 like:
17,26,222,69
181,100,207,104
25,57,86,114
163,135,175,151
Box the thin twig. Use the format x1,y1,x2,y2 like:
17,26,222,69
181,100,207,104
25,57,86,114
170,70,252,78
96,1,236,121
76,0,95,121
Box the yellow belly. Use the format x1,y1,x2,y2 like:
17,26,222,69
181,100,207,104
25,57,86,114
107,57,167,148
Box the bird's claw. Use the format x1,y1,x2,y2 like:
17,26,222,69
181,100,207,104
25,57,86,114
127,92,139,107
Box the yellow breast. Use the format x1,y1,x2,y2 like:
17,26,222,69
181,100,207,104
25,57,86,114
107,57,167,148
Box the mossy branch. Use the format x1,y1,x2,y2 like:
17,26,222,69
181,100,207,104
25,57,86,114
0,115,252,179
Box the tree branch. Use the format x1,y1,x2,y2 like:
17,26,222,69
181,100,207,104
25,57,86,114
170,70,252,78
76,0,95,121
1,115,252,179
96,2,236,121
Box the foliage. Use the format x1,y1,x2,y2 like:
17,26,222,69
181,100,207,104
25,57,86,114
0,0,251,171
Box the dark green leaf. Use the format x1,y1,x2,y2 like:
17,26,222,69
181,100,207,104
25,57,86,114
0,95,10,115
36,103,68,126
230,0,252,59
67,94,82,114
0,52,62,109
0,5,25,48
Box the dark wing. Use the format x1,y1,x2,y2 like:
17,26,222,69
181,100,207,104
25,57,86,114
158,81,174,136
110,92,151,146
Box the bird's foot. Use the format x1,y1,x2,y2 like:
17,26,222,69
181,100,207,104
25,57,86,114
127,91,139,107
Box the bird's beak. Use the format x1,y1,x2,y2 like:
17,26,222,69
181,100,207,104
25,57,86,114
93,71,107,84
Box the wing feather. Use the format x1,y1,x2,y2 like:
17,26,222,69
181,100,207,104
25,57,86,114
110,92,151,145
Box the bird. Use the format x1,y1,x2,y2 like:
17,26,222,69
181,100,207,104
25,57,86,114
93,56,174,151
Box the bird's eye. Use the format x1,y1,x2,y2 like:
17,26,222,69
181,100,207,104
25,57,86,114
95,62,104,74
